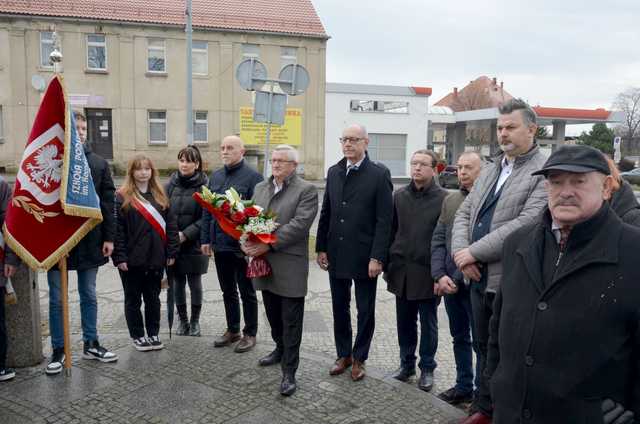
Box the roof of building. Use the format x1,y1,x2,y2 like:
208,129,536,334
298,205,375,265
532,106,612,120
0,0,328,39
434,76,513,111
327,82,432,97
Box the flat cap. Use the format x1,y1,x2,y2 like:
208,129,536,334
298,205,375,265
532,145,610,177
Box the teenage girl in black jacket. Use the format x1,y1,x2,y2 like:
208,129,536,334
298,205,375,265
113,154,179,352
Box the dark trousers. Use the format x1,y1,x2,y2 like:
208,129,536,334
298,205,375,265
396,295,440,372
261,290,304,375
119,267,162,339
0,287,6,369
174,273,203,306
214,251,258,336
470,284,496,416
443,284,479,394
329,276,377,362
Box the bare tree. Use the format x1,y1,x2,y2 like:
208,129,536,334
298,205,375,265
613,88,640,154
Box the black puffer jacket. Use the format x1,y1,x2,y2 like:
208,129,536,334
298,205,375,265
113,191,179,270
610,180,640,227
165,171,208,257
65,144,116,270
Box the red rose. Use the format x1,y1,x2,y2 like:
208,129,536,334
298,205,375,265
220,201,231,214
245,206,259,218
230,210,247,224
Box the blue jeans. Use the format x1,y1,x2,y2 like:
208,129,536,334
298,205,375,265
396,295,440,372
443,284,479,394
47,268,99,349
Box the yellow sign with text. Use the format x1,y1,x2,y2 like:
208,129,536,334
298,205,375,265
239,107,302,146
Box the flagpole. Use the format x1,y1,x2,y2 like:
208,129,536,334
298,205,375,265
59,257,72,376
50,31,72,377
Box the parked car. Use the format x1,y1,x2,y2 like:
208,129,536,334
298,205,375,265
439,166,459,189
621,168,640,186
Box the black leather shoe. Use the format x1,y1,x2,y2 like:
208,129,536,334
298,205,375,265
418,370,434,392
391,366,416,382
258,350,282,367
280,373,297,396
437,386,473,405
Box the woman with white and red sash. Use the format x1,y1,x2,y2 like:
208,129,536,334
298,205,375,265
113,155,179,352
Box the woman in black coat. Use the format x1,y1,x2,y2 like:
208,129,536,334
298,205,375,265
165,145,209,336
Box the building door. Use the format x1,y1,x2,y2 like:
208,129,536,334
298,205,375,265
85,109,113,159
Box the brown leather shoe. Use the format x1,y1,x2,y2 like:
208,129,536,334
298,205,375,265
351,360,366,381
213,331,241,347
234,335,256,353
329,357,353,376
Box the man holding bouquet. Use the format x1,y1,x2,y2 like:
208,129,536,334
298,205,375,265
201,135,263,352
241,145,318,396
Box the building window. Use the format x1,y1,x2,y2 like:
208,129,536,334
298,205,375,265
40,31,55,68
192,41,208,75
193,111,208,143
281,46,298,68
242,43,260,59
368,133,407,176
350,100,409,114
148,110,167,144
87,34,107,70
147,39,166,73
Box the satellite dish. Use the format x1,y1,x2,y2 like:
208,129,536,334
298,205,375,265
235,58,267,91
31,74,46,92
278,64,309,96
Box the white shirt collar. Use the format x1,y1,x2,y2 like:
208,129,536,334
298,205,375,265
346,156,365,170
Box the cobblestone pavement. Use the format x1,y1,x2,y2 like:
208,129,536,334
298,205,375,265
2,260,467,423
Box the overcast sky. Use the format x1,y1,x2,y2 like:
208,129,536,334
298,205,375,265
313,0,639,134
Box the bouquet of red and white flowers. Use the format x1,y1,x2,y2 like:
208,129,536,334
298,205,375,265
193,187,277,277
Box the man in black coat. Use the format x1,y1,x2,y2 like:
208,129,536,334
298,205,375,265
487,145,639,424
201,135,263,352
385,150,447,392
316,123,393,381
45,111,118,375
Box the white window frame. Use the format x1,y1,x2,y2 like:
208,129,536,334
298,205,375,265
147,38,166,73
86,34,107,71
242,43,260,59
192,40,208,75
280,46,298,68
148,110,167,145
40,31,55,68
193,110,208,144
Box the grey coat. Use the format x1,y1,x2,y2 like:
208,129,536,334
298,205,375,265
251,174,318,298
451,146,548,291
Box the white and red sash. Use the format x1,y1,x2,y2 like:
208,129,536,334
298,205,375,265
0,231,5,261
130,196,166,243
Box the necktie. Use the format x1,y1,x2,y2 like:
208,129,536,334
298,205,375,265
346,164,358,175
558,226,571,252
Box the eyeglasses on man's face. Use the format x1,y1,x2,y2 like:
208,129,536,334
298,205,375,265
270,158,294,164
339,137,364,144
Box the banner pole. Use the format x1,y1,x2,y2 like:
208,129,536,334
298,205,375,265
59,257,72,377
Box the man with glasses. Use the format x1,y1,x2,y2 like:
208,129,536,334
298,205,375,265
384,150,447,392
316,124,393,381
201,135,263,353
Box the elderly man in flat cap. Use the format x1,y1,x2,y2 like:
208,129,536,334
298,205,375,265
486,145,639,424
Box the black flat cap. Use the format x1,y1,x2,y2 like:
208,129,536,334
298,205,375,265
532,145,610,177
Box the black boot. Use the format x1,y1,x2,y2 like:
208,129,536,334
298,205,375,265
280,371,297,396
189,304,202,337
176,304,190,336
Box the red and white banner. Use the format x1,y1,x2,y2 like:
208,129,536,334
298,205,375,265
131,196,166,243
2,75,102,270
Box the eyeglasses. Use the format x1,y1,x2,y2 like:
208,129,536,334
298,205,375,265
270,159,294,164
339,137,364,144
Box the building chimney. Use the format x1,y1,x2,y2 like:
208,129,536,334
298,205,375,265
453,87,458,96
500,81,504,90
492,77,497,85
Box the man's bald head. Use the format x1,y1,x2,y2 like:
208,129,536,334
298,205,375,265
220,135,246,166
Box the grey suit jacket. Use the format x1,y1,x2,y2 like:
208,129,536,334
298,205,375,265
251,174,318,298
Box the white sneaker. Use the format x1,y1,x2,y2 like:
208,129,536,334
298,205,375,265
45,348,65,375
133,337,153,352
83,340,118,363
148,335,164,351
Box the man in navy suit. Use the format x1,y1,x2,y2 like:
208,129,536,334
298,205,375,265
316,124,393,381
